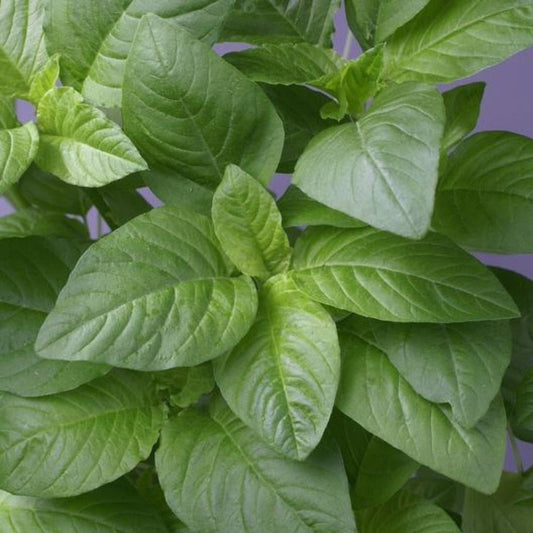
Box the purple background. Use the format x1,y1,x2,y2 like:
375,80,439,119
2,5,533,471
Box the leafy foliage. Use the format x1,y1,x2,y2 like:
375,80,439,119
0,2,532,531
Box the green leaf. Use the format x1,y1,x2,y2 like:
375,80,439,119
36,207,258,370
0,123,39,194
293,82,445,238
441,82,485,153
123,15,284,189
141,169,214,217
278,186,366,228
348,315,512,428
214,275,340,460
512,368,533,442
155,397,356,533
35,87,147,187
356,491,460,533
221,0,340,46
45,0,235,108
0,237,108,398
0,0,47,96
291,226,519,323
345,0,432,49
336,326,507,493
224,43,344,85
0,370,166,497
18,165,89,214
0,208,86,240
28,53,60,105
434,132,533,253
168,364,215,409
0,481,169,532
383,0,533,83
261,85,338,174
212,165,291,279
463,472,533,532
0,98,17,129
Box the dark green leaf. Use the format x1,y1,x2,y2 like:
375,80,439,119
434,132,533,253
293,82,445,238
45,0,235,107
0,237,108,397
0,370,166,497
123,15,284,189
212,165,291,279
0,98,17,129
513,368,533,442
0,481,169,532
36,207,258,370
155,397,356,532
336,326,507,493
441,82,485,153
214,275,340,460
35,88,147,187
383,0,533,83
221,0,340,46
291,226,519,322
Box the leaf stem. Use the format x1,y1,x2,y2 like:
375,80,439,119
342,30,354,59
508,426,524,474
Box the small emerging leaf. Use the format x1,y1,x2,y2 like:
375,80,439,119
28,53,60,104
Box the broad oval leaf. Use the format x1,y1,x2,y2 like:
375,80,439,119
36,207,258,370
349,315,512,428
221,0,339,46
212,165,291,279
0,481,169,532
293,82,445,238
214,275,340,460
512,368,533,442
0,237,108,397
155,397,356,533
45,0,235,108
0,370,166,497
0,0,47,96
434,132,533,253
291,226,519,323
123,14,284,189
356,491,460,533
383,0,533,83
0,123,39,193
336,326,507,493
35,88,147,187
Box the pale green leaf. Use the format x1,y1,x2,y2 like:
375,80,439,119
0,122,39,194
36,207,258,370
356,491,460,533
434,132,533,253
224,43,344,85
0,98,17,129
123,15,284,189
441,82,485,153
384,0,533,83
0,370,166,497
278,186,366,229
0,0,47,96
45,0,235,108
463,472,533,533
155,397,356,533
221,0,340,46
212,165,291,279
513,368,533,442
291,226,519,323
0,237,108,398
28,53,60,104
293,82,445,238
336,326,507,493
0,481,169,532
214,275,340,460
0,208,86,240
35,87,147,187
348,315,512,428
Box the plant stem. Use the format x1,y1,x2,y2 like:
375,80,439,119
4,185,30,210
85,189,118,232
508,426,524,474
342,30,354,59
